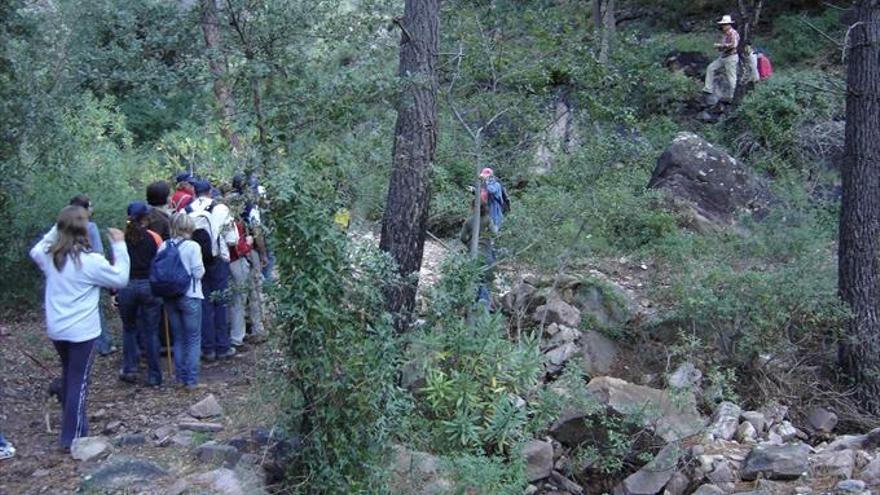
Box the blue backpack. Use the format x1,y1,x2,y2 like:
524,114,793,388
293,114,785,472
150,240,192,298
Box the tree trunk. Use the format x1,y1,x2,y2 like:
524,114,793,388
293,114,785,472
838,0,880,415
734,0,763,101
200,0,242,153
592,0,602,39
379,0,440,332
598,0,615,65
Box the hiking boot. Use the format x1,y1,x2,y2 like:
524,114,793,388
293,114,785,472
0,441,14,460
217,348,236,360
201,352,216,363
98,345,118,357
118,372,138,384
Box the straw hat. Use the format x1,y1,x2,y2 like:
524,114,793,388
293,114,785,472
717,15,735,25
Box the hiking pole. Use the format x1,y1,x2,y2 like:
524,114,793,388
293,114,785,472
163,310,173,376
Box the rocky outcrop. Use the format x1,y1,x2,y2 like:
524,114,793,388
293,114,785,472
648,133,771,229
740,444,811,481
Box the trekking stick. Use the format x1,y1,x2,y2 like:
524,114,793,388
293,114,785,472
163,310,173,375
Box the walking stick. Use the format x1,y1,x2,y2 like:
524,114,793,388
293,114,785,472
163,310,173,375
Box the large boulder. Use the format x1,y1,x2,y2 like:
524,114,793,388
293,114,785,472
648,133,770,228
551,377,704,445
741,443,810,481
810,449,855,479
533,296,582,328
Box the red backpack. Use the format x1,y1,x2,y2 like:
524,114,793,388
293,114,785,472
757,54,773,80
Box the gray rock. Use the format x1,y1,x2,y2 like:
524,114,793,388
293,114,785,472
708,402,741,441
807,407,839,433
389,445,453,495
741,443,810,481
524,485,539,495
167,468,247,495
71,436,111,461
189,394,224,419
664,471,690,495
545,342,579,368
179,421,225,432
152,425,175,441
580,330,619,376
587,377,705,443
706,459,738,484
836,479,867,493
760,404,789,427
771,421,800,442
570,279,633,328
827,428,880,451
810,449,854,479
860,455,880,485
647,132,771,226
741,411,767,435
736,421,758,443
549,326,582,346
620,443,680,495
171,430,194,447
692,484,725,495
103,420,123,435
667,362,702,390
522,440,553,482
551,470,584,494
196,441,241,467
80,456,168,493
534,297,582,328
115,433,146,446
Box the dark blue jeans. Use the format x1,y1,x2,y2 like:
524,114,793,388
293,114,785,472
118,279,162,385
166,296,202,386
202,260,231,356
52,338,97,448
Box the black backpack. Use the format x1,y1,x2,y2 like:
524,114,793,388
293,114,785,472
188,202,218,266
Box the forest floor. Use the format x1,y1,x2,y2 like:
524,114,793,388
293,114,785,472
0,309,282,495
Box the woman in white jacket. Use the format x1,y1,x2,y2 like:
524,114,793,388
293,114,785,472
30,206,129,450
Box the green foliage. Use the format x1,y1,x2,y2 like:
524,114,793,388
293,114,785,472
730,70,842,167
272,164,408,492
764,11,842,66
409,255,543,455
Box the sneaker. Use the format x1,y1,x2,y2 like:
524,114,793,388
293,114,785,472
0,441,15,460
99,345,118,357
118,372,138,384
216,348,236,360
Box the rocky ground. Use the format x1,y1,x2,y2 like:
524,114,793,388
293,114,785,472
0,311,287,495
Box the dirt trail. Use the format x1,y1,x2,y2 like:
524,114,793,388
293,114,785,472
0,311,276,495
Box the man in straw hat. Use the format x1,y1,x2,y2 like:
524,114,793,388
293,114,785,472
703,14,740,99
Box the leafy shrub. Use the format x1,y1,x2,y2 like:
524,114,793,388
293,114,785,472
272,163,408,492
764,11,842,66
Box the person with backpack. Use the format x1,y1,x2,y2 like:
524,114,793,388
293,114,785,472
153,212,205,389
188,179,239,361
226,175,266,346
69,195,117,357
30,206,129,451
117,201,164,387
480,168,509,234
171,172,196,212
702,15,740,99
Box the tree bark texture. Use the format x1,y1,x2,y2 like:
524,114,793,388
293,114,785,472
734,0,763,101
200,0,242,153
598,0,615,65
379,0,440,332
838,0,880,414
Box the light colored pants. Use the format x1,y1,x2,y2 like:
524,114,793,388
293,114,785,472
703,54,738,99
229,254,265,345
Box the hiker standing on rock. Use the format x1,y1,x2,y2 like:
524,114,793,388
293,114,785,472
30,206,129,451
703,15,740,100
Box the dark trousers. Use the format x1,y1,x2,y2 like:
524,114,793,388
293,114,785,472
202,260,231,356
118,279,162,385
52,338,97,448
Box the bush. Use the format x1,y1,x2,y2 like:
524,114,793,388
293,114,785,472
272,163,409,492
764,11,842,67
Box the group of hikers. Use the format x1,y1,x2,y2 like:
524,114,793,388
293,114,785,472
703,14,773,101
4,171,270,455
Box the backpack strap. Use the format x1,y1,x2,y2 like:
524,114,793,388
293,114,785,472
146,229,163,248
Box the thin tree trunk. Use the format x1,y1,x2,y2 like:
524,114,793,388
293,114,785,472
838,0,880,414
598,0,615,65
592,0,602,39
379,0,440,332
200,0,242,153
734,0,764,101
469,134,482,258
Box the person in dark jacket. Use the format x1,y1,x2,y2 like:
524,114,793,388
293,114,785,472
145,181,172,240
117,201,163,387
